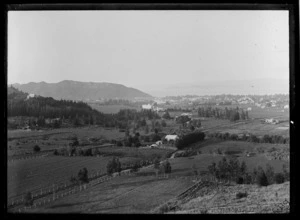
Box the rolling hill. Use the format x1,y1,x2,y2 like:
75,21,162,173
12,80,153,101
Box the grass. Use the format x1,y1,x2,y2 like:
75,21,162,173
27,174,194,213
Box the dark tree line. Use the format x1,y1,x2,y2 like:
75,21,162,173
207,132,289,144
175,131,206,149
198,106,249,121
8,87,161,129
207,158,290,186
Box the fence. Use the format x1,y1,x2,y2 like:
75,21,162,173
8,168,135,212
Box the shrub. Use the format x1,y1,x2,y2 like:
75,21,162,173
236,176,244,184
274,173,285,184
175,131,205,149
217,148,222,155
265,164,275,184
24,192,34,206
158,203,171,214
33,145,40,153
132,161,140,172
236,192,248,199
78,167,89,184
256,170,269,186
163,160,172,174
53,149,58,155
154,157,160,170
107,157,122,174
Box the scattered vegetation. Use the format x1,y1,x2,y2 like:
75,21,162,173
236,192,248,199
33,145,41,153
106,157,122,175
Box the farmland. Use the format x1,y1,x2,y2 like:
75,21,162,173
7,99,290,214
21,139,289,213
26,174,194,213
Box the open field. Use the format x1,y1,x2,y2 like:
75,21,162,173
26,174,194,213
201,118,289,137
7,145,174,200
88,103,140,114
7,126,127,157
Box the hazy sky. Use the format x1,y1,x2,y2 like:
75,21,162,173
8,10,289,92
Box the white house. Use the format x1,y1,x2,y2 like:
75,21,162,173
26,93,35,100
142,104,152,110
156,141,163,145
247,107,252,111
284,105,289,109
165,135,179,142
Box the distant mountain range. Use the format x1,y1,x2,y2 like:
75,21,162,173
11,80,153,101
135,78,290,97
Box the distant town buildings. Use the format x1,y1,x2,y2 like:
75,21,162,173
26,93,35,100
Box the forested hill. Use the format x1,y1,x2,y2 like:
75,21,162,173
12,80,152,101
7,86,111,125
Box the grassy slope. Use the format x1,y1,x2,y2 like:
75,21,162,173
27,175,194,213
172,181,290,214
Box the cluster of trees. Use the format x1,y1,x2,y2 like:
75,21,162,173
207,158,290,186
123,132,141,147
8,87,163,130
207,132,290,144
198,106,249,121
154,158,172,174
162,111,172,120
70,167,89,184
7,87,110,127
166,108,192,112
176,131,205,150
54,147,100,157
95,99,136,106
106,157,122,175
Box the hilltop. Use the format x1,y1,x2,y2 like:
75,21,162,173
12,80,153,101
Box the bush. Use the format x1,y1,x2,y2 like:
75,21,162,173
236,176,244,184
107,157,122,175
33,145,40,153
78,167,89,184
24,192,34,206
163,160,172,174
274,173,285,184
158,203,171,214
53,149,58,155
256,170,269,186
236,192,248,199
175,131,205,149
132,161,140,172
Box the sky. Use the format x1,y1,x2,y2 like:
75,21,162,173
8,10,289,96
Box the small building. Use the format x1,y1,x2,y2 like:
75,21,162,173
142,104,152,110
156,141,163,145
26,93,35,100
247,107,252,111
165,135,179,142
284,105,289,109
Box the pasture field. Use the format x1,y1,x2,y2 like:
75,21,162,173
95,146,174,160
26,173,194,213
246,106,289,120
7,126,127,157
190,139,289,154
168,152,288,178
88,103,140,114
7,146,174,200
199,117,289,137
7,155,111,199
